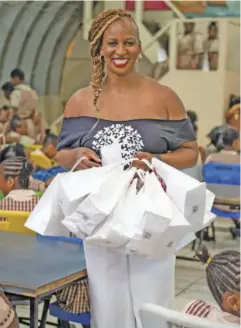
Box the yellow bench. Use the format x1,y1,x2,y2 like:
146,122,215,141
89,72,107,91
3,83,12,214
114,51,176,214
0,211,35,235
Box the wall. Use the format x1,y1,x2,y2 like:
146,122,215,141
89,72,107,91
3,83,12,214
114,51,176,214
60,29,92,103
161,70,226,146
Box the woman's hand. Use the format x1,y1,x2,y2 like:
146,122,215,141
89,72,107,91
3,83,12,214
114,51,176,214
75,147,101,170
132,152,155,171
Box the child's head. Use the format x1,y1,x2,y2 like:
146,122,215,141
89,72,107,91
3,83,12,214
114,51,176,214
207,124,239,151
0,144,26,162
0,157,33,196
42,129,58,159
10,115,28,135
222,126,240,151
196,246,240,317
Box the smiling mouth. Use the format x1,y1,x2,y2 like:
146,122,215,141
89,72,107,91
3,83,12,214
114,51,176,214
112,58,129,67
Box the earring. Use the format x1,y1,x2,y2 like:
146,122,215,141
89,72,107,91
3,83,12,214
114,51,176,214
136,53,142,63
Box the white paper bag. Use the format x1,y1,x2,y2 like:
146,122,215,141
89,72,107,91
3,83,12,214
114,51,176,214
142,171,172,232
86,178,146,247
126,201,192,260
152,158,206,230
63,166,137,237
58,164,116,216
25,174,69,236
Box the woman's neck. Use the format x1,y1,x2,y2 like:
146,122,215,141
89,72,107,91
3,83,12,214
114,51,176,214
104,71,142,92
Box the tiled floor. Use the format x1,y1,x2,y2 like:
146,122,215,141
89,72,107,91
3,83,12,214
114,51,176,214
16,217,240,327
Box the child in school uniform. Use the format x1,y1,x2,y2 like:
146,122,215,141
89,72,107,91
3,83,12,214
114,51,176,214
0,157,40,211
183,246,240,326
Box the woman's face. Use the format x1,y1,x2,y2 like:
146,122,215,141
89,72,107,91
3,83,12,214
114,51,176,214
100,18,141,77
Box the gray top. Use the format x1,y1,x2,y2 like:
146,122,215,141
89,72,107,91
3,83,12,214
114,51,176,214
0,232,86,296
57,117,196,159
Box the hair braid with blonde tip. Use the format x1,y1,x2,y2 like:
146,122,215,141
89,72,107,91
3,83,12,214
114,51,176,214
88,9,138,113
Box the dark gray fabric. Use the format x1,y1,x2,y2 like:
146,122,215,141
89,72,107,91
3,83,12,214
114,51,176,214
57,117,195,159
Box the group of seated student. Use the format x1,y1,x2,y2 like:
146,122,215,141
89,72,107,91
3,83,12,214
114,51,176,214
0,108,46,146
187,111,240,240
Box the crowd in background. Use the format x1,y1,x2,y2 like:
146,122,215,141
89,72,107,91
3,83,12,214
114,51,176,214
150,20,219,80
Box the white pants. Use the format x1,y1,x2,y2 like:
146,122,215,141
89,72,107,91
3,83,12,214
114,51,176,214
84,243,175,328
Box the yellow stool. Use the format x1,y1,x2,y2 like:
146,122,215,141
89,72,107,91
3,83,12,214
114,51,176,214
0,211,35,235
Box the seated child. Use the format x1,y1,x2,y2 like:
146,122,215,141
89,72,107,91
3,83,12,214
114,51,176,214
183,246,240,325
32,130,66,183
0,289,19,328
0,146,45,193
0,157,40,212
206,125,240,164
205,126,240,234
9,115,36,145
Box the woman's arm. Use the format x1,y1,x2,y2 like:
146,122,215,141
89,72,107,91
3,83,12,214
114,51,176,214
157,141,198,169
56,148,101,170
162,88,199,168
134,87,199,170
56,148,79,170
56,88,101,171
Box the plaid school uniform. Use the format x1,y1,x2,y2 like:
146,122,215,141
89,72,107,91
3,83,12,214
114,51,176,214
0,191,40,222
56,279,90,314
181,300,240,326
29,176,45,192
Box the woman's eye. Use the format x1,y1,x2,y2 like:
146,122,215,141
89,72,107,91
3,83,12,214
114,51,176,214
125,41,135,46
108,41,117,46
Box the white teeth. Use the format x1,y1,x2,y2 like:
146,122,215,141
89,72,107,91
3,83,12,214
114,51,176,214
113,59,128,65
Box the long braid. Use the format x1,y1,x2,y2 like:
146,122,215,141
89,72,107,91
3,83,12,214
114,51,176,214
196,246,240,310
88,9,136,113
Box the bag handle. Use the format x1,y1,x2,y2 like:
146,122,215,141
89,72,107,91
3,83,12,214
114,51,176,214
70,156,139,173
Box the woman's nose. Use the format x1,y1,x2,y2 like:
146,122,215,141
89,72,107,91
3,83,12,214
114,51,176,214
115,43,127,56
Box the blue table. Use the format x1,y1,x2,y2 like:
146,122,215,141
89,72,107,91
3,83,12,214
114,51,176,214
0,232,87,328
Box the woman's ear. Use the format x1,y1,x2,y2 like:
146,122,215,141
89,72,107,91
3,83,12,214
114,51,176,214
222,291,240,316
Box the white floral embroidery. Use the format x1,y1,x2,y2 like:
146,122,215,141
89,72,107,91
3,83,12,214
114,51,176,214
92,124,144,159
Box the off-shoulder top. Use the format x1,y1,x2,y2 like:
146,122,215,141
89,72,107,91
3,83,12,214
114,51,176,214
57,116,196,159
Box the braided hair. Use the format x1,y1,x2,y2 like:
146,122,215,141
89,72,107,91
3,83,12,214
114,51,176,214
1,157,33,189
88,9,139,113
0,144,26,162
196,245,240,310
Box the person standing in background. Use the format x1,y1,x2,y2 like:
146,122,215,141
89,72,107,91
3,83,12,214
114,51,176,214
10,69,46,142
203,22,219,71
177,22,204,70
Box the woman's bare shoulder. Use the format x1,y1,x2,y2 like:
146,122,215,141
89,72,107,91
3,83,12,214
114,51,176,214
146,78,187,119
64,86,93,118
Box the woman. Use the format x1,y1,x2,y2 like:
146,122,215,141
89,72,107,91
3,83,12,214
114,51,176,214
56,9,198,328
183,246,240,325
